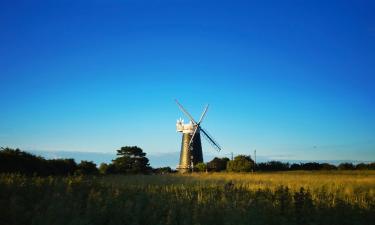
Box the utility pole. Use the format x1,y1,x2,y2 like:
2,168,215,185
190,155,194,173
224,152,234,160
254,149,257,172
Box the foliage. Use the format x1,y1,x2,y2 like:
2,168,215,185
0,171,374,225
206,159,375,172
290,162,343,170
111,146,151,174
227,155,254,172
338,162,355,170
256,161,290,171
2,147,375,178
0,147,79,176
0,147,46,175
320,163,337,170
153,167,174,174
48,159,77,175
194,162,207,172
290,162,324,170
207,157,229,172
356,162,375,170
0,147,154,176
76,161,99,175
98,163,109,175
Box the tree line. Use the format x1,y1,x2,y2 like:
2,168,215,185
195,155,375,172
0,146,154,176
0,147,99,176
1,147,374,176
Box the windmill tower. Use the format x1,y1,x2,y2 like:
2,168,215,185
175,100,222,173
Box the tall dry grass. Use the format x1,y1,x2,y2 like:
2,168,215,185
0,171,374,225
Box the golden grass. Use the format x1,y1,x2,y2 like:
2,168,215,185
102,170,375,207
1,171,374,225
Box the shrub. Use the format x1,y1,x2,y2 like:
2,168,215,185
227,155,254,172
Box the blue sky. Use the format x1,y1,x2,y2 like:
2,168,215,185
1,0,374,164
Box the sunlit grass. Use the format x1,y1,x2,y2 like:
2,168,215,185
101,171,375,208
1,171,374,225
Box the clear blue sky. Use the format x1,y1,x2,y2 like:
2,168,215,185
1,0,374,162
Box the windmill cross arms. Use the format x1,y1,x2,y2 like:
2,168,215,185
201,128,222,152
175,99,197,124
188,126,199,147
198,104,209,124
188,104,209,146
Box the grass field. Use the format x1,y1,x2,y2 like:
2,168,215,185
1,171,374,225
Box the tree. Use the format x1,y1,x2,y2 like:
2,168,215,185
0,147,46,175
153,167,173,174
301,162,322,170
99,163,109,175
256,161,289,171
290,163,302,170
338,163,355,170
290,162,329,171
111,146,151,174
320,163,337,170
47,159,77,175
355,163,368,170
207,157,229,172
194,162,207,172
227,155,254,172
0,147,79,176
76,161,98,175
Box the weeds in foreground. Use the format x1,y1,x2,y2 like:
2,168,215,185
0,172,374,225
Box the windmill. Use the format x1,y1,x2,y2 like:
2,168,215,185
175,100,222,173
